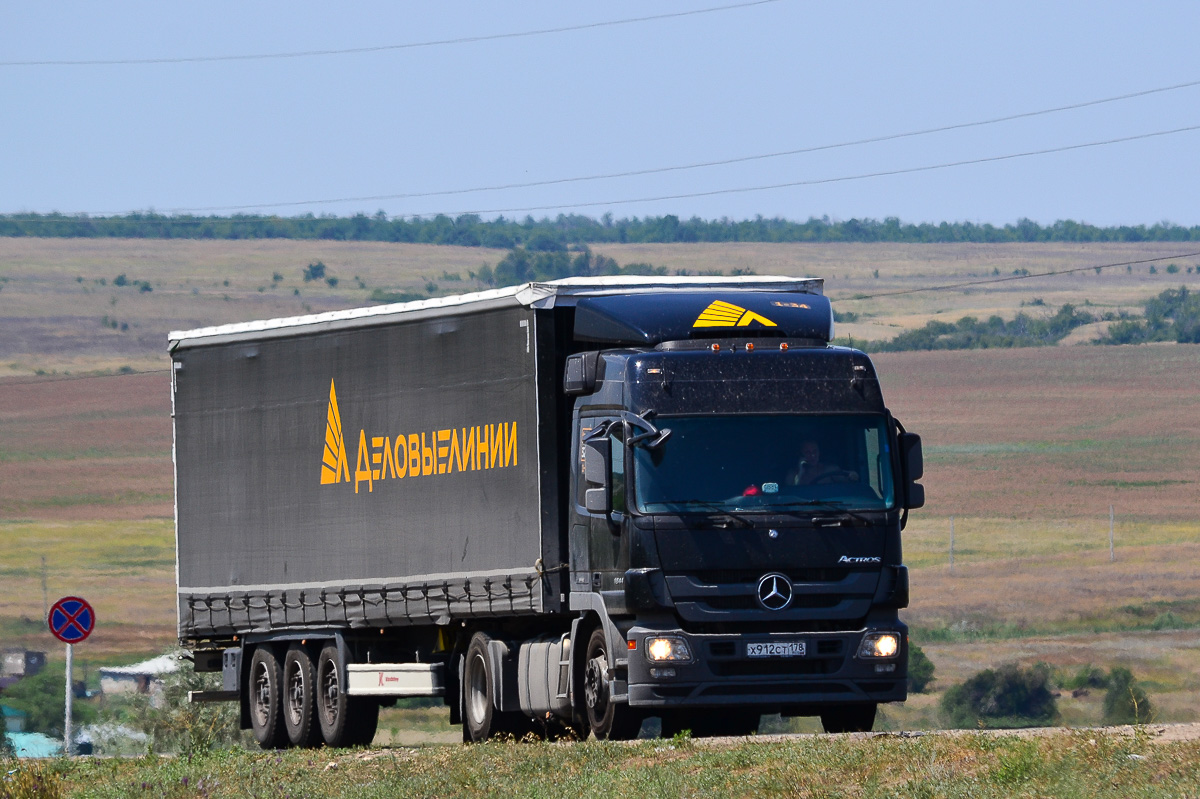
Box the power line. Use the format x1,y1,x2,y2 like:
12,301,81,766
4,251,1198,387
852,251,1200,300
12,124,1200,224
0,0,782,67
151,78,1200,215
439,124,1200,217
0,368,170,387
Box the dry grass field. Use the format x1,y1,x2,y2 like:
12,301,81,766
3,238,1199,376
1,236,1198,729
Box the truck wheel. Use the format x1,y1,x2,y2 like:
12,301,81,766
282,646,321,747
583,627,641,740
461,631,533,742
461,632,498,742
248,646,287,749
820,703,877,734
316,643,360,747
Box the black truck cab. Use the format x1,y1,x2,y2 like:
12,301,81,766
562,291,923,735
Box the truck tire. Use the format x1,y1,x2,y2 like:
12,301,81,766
316,643,376,747
820,703,877,734
583,627,641,740
248,646,287,749
282,646,321,747
460,632,534,742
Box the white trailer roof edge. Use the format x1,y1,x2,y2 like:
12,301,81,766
168,275,823,350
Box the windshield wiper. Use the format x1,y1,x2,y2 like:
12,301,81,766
772,499,874,526
662,498,754,528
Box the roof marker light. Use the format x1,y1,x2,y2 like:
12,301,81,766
779,342,789,351
710,343,720,351
745,342,755,351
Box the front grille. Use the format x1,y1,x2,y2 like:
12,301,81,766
701,595,841,611
685,569,846,584
684,619,866,635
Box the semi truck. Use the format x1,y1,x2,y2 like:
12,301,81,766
170,275,924,746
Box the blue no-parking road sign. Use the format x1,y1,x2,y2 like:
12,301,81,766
48,596,95,644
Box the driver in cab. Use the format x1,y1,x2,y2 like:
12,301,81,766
787,440,857,485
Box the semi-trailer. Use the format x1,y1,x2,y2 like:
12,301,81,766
171,275,924,745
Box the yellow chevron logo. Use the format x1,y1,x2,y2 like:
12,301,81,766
693,300,777,328
320,379,351,485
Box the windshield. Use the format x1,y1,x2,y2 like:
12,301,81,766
633,414,895,513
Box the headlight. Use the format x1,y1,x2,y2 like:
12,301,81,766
858,632,900,659
645,636,692,662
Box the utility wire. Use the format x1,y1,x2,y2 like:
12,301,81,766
851,251,1200,300
0,0,781,67
0,368,170,386
13,123,1200,223
152,78,1200,215
440,124,1200,217
4,252,1198,386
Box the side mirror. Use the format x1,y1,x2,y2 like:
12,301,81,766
898,432,925,509
583,436,611,514
564,352,601,396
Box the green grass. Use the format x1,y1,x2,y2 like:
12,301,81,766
4,729,1196,798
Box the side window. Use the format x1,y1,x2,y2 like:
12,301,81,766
575,422,594,508
611,425,625,513
863,426,884,498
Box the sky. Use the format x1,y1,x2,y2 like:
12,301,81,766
3,1,1199,227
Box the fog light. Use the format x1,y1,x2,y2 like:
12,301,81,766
858,632,900,659
645,636,692,662
650,667,677,679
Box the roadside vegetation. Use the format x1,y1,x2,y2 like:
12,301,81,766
5,212,1200,246
3,727,1197,799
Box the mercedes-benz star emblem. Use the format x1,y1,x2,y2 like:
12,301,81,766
756,572,793,611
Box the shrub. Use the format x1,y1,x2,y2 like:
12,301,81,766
1061,664,1108,691
1103,667,1153,724
302,261,326,282
99,652,245,756
0,669,96,737
940,663,1058,728
907,643,935,693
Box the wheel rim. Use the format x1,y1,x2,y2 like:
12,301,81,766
286,661,305,726
584,653,609,727
252,661,272,728
466,652,489,725
319,657,340,726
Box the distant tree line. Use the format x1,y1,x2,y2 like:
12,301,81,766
4,211,1200,245
868,303,1098,351
860,286,1200,351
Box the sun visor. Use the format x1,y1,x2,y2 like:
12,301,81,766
573,292,833,345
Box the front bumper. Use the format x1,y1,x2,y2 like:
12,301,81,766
625,624,908,709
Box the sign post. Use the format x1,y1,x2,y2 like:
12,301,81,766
48,596,95,756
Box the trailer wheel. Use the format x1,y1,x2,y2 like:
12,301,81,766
282,646,321,747
248,646,286,749
820,703,877,734
583,627,641,740
317,643,376,747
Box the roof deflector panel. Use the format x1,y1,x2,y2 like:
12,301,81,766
573,291,833,345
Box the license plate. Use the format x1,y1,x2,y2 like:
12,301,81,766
746,641,806,658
